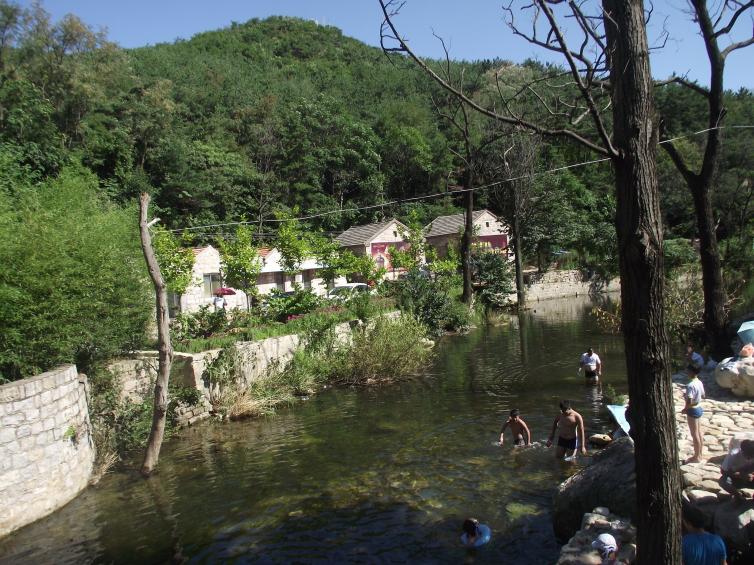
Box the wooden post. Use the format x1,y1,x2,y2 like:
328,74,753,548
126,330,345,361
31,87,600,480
139,192,173,477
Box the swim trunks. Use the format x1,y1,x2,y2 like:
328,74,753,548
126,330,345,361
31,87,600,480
585,369,598,379
514,435,525,447
558,436,577,450
687,406,703,419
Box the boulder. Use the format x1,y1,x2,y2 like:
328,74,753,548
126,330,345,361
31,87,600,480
713,500,754,554
589,434,612,447
715,357,754,398
553,437,636,541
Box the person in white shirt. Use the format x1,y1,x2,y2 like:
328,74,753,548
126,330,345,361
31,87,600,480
681,364,706,463
579,347,602,381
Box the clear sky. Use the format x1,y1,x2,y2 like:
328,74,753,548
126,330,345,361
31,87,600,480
25,0,754,90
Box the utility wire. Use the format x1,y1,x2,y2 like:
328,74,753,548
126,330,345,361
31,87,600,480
169,124,754,234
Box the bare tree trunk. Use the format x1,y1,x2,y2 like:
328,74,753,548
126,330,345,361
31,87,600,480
139,192,173,477
512,185,526,309
691,175,728,359
461,169,474,304
668,0,730,360
603,2,680,563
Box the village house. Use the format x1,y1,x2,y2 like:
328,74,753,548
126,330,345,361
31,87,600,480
424,209,511,258
174,245,342,315
335,218,410,280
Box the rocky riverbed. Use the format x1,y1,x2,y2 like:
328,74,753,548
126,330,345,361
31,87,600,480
557,365,754,563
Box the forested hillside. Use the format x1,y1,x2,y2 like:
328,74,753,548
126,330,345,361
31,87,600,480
0,5,751,261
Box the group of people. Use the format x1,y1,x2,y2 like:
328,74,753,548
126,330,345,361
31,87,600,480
499,400,587,460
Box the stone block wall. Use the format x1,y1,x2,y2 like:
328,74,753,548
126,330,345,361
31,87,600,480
0,365,94,537
525,269,620,302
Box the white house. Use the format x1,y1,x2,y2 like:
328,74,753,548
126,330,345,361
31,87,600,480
424,209,511,259
174,245,345,315
335,218,411,280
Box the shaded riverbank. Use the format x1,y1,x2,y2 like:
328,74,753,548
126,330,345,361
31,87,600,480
0,295,628,564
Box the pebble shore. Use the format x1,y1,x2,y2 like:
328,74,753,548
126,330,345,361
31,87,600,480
557,366,754,563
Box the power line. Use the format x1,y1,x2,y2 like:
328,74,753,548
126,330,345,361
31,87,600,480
169,125,754,234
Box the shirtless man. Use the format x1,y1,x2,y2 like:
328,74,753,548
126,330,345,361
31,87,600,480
546,400,587,459
499,409,531,447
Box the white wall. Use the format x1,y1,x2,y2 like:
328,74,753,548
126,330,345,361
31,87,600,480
475,211,508,236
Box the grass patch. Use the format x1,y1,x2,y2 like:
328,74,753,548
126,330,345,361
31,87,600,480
175,298,396,353
208,314,431,420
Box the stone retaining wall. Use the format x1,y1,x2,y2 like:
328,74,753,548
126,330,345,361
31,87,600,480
0,365,94,537
524,269,620,302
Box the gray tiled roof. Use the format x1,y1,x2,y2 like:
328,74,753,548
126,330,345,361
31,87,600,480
425,210,491,238
336,219,399,247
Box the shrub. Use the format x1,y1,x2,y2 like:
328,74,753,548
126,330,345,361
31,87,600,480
87,367,175,460
0,165,152,380
264,288,322,322
391,269,467,335
171,306,228,342
282,314,430,388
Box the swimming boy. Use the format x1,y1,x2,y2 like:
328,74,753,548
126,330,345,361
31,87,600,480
682,364,706,463
499,409,531,447
546,400,587,459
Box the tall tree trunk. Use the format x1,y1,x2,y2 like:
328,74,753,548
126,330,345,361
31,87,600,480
691,176,728,359
512,184,526,309
461,169,474,304
603,2,680,563
687,0,728,360
139,192,173,477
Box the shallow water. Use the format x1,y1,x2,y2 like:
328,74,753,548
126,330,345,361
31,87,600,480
0,295,628,564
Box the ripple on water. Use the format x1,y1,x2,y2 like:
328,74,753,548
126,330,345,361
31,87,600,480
0,296,626,564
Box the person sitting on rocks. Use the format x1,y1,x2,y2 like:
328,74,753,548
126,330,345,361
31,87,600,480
591,533,627,565
686,344,705,371
719,439,754,501
681,364,706,464
681,503,727,565
499,408,531,447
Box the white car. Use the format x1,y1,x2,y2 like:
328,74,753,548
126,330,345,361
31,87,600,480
327,283,371,300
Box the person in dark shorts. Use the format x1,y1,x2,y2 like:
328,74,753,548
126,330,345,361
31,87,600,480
546,400,586,460
681,364,706,463
499,409,531,447
579,347,602,381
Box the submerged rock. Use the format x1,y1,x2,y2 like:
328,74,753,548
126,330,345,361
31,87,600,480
552,437,636,541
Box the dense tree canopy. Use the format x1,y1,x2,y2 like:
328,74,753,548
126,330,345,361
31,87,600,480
0,1,752,379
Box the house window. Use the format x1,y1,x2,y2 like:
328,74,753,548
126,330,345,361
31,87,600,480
203,273,221,297
393,231,398,237
485,221,490,227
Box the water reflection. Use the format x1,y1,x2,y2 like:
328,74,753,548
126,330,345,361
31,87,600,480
0,295,627,564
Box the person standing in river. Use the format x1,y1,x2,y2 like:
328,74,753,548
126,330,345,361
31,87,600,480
547,400,587,459
499,409,531,447
579,347,602,382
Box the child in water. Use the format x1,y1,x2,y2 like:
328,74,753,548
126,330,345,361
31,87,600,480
499,409,531,447
461,518,491,547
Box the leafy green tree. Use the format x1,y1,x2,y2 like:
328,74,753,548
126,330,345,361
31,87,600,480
472,252,514,309
275,214,310,276
0,163,151,380
218,225,263,311
152,228,195,295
